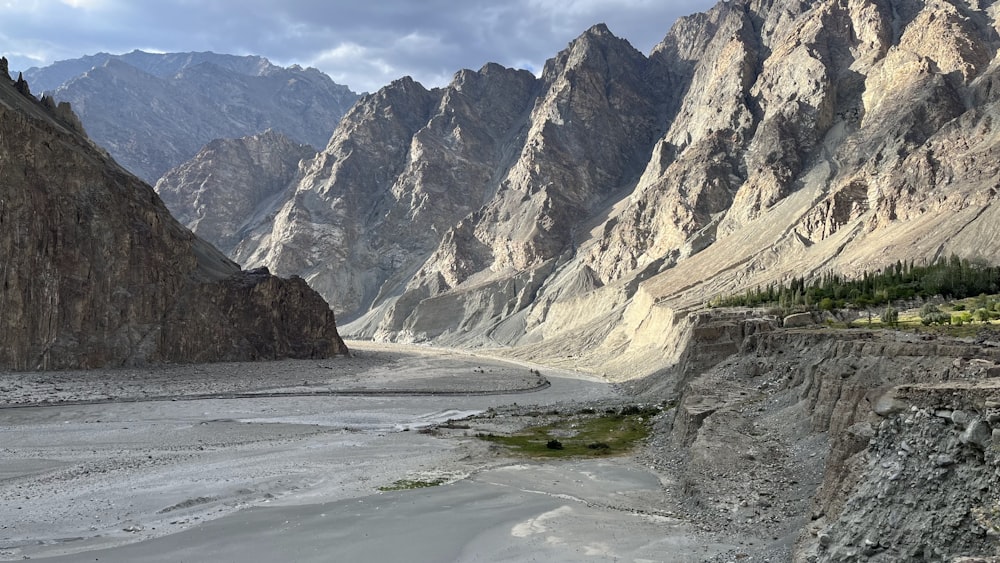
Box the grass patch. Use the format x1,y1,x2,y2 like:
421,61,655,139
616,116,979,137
377,478,446,491
476,407,654,458
850,311,1000,338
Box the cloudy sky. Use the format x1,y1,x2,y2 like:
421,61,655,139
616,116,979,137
3,0,717,93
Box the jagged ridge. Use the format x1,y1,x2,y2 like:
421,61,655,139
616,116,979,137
25,51,359,184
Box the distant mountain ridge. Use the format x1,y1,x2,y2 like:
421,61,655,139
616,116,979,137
130,1,1000,370
23,50,359,184
22,50,278,93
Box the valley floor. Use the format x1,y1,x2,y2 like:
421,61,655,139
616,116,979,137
0,342,736,562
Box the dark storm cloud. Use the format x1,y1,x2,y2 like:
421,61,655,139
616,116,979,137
3,0,717,93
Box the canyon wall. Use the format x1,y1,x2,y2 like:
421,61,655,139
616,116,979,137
0,61,347,370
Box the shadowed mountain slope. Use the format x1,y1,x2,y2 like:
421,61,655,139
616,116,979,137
0,59,347,370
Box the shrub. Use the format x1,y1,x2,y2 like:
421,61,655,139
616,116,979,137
922,312,951,326
975,308,991,323
546,439,564,450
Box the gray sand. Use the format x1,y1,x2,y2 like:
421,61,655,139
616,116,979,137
37,462,731,562
0,343,731,561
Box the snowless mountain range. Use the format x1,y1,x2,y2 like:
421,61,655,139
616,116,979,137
16,0,1000,377
144,0,1000,381
23,50,359,184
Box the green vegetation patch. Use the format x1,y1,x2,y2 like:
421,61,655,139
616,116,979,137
711,255,1000,311
377,478,447,491
847,297,1000,337
476,406,655,458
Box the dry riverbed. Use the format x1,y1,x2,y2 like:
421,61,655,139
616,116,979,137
0,342,734,562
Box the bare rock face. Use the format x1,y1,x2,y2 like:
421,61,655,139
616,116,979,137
157,267,345,363
235,25,661,341
0,63,346,370
234,66,541,324
647,313,1000,562
24,51,359,184
154,130,316,255
232,75,445,320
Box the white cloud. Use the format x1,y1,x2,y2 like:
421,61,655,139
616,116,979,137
309,43,399,93
313,42,369,64
59,0,108,8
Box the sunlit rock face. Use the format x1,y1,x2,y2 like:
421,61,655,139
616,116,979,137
207,0,1000,352
155,130,317,255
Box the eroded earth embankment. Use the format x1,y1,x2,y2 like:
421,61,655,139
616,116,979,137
631,311,1000,562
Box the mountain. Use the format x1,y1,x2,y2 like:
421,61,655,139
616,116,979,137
22,51,359,184
22,50,277,93
154,130,317,255
215,0,1000,370
0,58,347,370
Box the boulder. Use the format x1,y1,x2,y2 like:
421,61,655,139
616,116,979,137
784,313,816,328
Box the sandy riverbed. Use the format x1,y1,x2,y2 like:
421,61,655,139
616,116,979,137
0,342,734,561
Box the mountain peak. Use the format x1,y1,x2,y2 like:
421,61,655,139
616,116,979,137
584,22,613,36
540,19,647,84
570,22,627,49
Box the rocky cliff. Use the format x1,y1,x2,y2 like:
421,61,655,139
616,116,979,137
202,0,1000,365
629,311,1000,561
0,59,347,370
154,130,317,255
23,51,358,184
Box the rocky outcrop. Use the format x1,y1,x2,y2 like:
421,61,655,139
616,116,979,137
157,267,345,363
25,51,358,183
154,130,316,255
806,384,1000,562
0,62,346,370
634,311,1000,562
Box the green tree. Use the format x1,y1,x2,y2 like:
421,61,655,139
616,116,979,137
882,306,899,327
